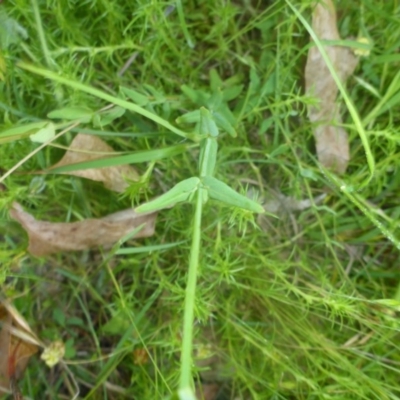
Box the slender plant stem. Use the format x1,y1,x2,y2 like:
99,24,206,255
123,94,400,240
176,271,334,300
178,187,204,400
31,0,53,68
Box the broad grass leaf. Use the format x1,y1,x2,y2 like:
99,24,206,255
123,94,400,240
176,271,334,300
10,202,158,257
305,0,359,174
0,301,39,398
49,133,139,192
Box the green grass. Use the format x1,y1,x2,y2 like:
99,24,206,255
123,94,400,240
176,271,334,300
2,0,400,399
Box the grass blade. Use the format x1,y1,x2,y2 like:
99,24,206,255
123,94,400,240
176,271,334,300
48,145,189,173
17,62,196,141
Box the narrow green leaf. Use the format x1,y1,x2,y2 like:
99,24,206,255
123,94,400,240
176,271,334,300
49,144,188,173
372,54,400,64
213,111,236,137
203,176,264,213
176,0,195,48
93,106,126,128
120,86,149,106
249,68,261,95
181,85,208,105
176,110,201,125
260,73,275,97
222,84,244,102
143,84,165,101
206,89,223,110
199,108,219,137
0,121,49,143
363,70,400,124
17,62,193,140
209,69,223,91
135,177,200,213
47,106,93,122
0,121,48,138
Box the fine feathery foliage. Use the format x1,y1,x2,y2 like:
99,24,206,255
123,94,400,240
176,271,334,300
2,0,400,399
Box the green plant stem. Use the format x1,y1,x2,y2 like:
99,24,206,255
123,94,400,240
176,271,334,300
31,0,53,68
178,187,204,400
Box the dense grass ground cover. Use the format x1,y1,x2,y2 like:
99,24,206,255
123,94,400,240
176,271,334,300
2,0,400,399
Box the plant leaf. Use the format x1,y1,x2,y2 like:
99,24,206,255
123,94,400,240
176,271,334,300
29,122,56,143
199,108,219,138
10,202,158,257
176,110,201,125
305,0,359,174
47,106,94,122
0,301,39,397
203,176,264,213
49,143,188,174
93,106,126,128
120,87,149,106
0,122,48,144
49,133,139,192
135,177,201,213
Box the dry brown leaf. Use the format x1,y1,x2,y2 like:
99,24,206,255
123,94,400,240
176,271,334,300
10,202,157,257
0,301,39,398
305,0,359,173
50,133,139,192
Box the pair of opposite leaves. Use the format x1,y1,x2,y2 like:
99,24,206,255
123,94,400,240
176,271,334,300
10,133,157,257
0,301,39,399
